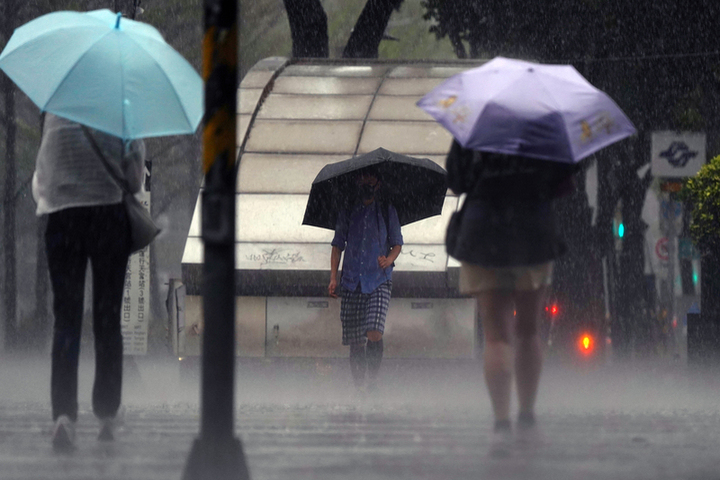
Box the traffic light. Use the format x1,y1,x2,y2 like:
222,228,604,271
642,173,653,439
613,203,624,249
578,333,595,356
613,218,624,238
545,303,559,321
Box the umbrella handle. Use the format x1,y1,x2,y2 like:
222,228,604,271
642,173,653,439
115,12,122,29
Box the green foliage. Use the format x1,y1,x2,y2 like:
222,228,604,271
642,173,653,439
681,155,720,252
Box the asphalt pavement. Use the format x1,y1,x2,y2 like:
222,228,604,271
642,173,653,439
1,354,720,480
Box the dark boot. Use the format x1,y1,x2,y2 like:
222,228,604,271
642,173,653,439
349,343,366,388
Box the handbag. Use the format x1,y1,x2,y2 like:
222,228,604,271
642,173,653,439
120,192,161,253
81,126,160,253
445,198,466,255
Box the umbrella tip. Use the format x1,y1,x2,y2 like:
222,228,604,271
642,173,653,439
115,12,122,29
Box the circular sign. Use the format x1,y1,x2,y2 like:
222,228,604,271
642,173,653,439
655,237,669,261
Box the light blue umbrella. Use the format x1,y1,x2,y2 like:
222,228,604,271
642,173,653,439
0,9,202,139
417,56,636,164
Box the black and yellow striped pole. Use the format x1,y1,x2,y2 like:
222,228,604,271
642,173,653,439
183,0,249,478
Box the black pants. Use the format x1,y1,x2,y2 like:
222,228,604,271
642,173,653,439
46,204,131,422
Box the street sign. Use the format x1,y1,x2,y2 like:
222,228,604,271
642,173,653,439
655,237,669,261
651,131,706,178
660,200,683,220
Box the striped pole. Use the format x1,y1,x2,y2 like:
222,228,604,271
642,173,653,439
183,0,249,478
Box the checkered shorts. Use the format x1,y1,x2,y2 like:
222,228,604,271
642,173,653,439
340,281,392,346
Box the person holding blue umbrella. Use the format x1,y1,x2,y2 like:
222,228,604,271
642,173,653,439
35,113,146,450
0,9,202,450
419,57,636,437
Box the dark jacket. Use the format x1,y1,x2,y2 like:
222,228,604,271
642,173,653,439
446,140,579,267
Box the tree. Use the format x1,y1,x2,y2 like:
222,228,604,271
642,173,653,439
682,155,720,355
282,0,405,59
343,0,404,58
682,156,720,253
282,0,329,57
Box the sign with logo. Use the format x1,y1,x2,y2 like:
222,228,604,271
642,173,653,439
651,131,706,178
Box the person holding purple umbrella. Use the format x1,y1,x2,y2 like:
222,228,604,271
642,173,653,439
420,56,636,437
445,139,579,434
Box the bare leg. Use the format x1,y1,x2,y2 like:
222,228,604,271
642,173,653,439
477,290,515,423
513,287,547,420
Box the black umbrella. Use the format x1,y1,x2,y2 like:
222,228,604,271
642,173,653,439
303,148,448,230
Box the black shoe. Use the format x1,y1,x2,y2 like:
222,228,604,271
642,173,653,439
518,412,536,429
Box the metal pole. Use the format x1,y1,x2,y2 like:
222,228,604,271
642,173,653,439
182,0,248,478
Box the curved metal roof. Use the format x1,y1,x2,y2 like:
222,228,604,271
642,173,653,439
182,57,486,294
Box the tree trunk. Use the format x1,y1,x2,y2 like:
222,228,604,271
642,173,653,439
282,0,329,58
2,0,18,350
343,0,404,58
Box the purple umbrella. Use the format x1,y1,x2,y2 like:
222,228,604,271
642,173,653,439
417,56,637,164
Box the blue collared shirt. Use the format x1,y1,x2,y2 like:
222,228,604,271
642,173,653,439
332,201,403,294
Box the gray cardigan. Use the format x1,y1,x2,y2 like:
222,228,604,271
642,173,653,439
33,114,145,216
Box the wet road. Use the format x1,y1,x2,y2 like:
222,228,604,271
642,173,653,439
1,355,719,480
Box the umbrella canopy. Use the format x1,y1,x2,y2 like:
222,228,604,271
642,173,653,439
0,9,202,140
303,148,447,231
417,56,636,164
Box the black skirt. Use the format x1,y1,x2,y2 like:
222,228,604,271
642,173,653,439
449,197,567,267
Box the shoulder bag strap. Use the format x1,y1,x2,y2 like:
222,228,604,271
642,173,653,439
80,125,131,194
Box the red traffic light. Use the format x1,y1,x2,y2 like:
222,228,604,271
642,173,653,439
545,304,559,315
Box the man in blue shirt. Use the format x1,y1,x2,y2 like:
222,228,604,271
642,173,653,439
329,168,403,391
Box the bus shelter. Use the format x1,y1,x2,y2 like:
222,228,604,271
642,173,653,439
176,57,486,359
